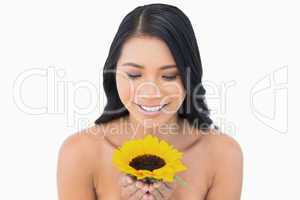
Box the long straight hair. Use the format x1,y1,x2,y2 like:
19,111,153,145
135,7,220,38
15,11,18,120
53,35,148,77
95,3,217,131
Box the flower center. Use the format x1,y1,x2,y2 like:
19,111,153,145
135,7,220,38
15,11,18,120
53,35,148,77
129,154,166,171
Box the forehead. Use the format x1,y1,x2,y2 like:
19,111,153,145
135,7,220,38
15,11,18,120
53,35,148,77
117,36,176,69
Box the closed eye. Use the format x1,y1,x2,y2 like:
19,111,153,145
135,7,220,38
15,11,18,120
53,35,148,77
126,73,141,79
126,73,178,81
162,75,177,80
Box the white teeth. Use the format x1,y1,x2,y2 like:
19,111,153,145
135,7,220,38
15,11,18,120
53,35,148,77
140,105,164,112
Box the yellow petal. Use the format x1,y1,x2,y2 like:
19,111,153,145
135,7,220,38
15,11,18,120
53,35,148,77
111,134,187,182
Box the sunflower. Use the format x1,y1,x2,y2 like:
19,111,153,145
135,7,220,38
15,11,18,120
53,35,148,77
112,134,187,183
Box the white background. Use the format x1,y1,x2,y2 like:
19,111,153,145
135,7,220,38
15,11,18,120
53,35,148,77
0,0,298,199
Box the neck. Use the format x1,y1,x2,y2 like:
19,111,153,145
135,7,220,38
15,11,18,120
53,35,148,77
125,114,182,139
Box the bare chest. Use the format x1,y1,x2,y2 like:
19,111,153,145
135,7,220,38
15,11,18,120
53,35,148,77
93,138,212,200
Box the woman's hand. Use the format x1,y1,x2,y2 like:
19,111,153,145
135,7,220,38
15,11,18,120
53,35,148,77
146,180,177,200
119,174,153,200
119,174,177,200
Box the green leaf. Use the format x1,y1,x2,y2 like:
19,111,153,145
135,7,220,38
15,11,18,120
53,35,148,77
174,175,188,188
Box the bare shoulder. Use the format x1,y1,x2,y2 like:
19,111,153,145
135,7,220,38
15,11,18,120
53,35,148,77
58,129,95,171
58,125,108,159
201,129,243,160
200,129,243,200
57,125,107,178
58,119,123,162
201,129,243,173
57,126,107,199
191,127,243,174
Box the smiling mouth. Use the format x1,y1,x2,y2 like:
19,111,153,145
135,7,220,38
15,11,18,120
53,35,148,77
135,103,169,112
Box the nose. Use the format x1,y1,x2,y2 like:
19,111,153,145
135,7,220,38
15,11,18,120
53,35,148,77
136,81,162,99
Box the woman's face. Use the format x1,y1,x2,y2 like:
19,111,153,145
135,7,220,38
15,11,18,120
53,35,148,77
115,36,186,125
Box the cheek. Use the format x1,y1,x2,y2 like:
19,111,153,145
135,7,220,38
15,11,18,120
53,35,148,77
162,81,186,102
115,72,134,104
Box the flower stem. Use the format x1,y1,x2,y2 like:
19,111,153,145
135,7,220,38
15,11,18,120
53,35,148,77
174,175,188,188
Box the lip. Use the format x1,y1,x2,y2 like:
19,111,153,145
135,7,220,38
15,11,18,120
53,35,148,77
138,104,166,107
135,102,168,116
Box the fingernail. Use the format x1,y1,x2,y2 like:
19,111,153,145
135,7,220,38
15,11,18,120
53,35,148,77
126,176,133,183
136,181,143,188
153,182,161,188
148,184,154,192
142,186,149,192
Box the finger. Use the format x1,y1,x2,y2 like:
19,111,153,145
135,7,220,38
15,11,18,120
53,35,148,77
128,188,146,200
128,180,148,196
136,180,146,189
136,184,154,200
143,193,155,200
156,183,168,194
163,181,177,190
142,183,153,192
153,182,169,192
159,183,174,199
121,182,140,197
151,188,164,200
119,174,135,187
152,182,176,199
153,181,161,189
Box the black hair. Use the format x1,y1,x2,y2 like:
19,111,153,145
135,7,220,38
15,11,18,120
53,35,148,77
95,3,217,131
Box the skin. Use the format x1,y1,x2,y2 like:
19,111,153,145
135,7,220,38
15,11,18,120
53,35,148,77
57,36,243,200
114,35,186,132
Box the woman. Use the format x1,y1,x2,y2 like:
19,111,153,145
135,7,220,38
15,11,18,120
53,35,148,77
57,3,243,200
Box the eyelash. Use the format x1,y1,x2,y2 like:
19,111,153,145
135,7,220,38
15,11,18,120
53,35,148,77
126,73,177,81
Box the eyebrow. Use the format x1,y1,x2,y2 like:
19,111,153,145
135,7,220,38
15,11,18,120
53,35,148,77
121,62,177,70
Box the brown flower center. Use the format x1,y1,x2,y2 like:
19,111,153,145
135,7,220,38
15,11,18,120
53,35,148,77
129,154,166,171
